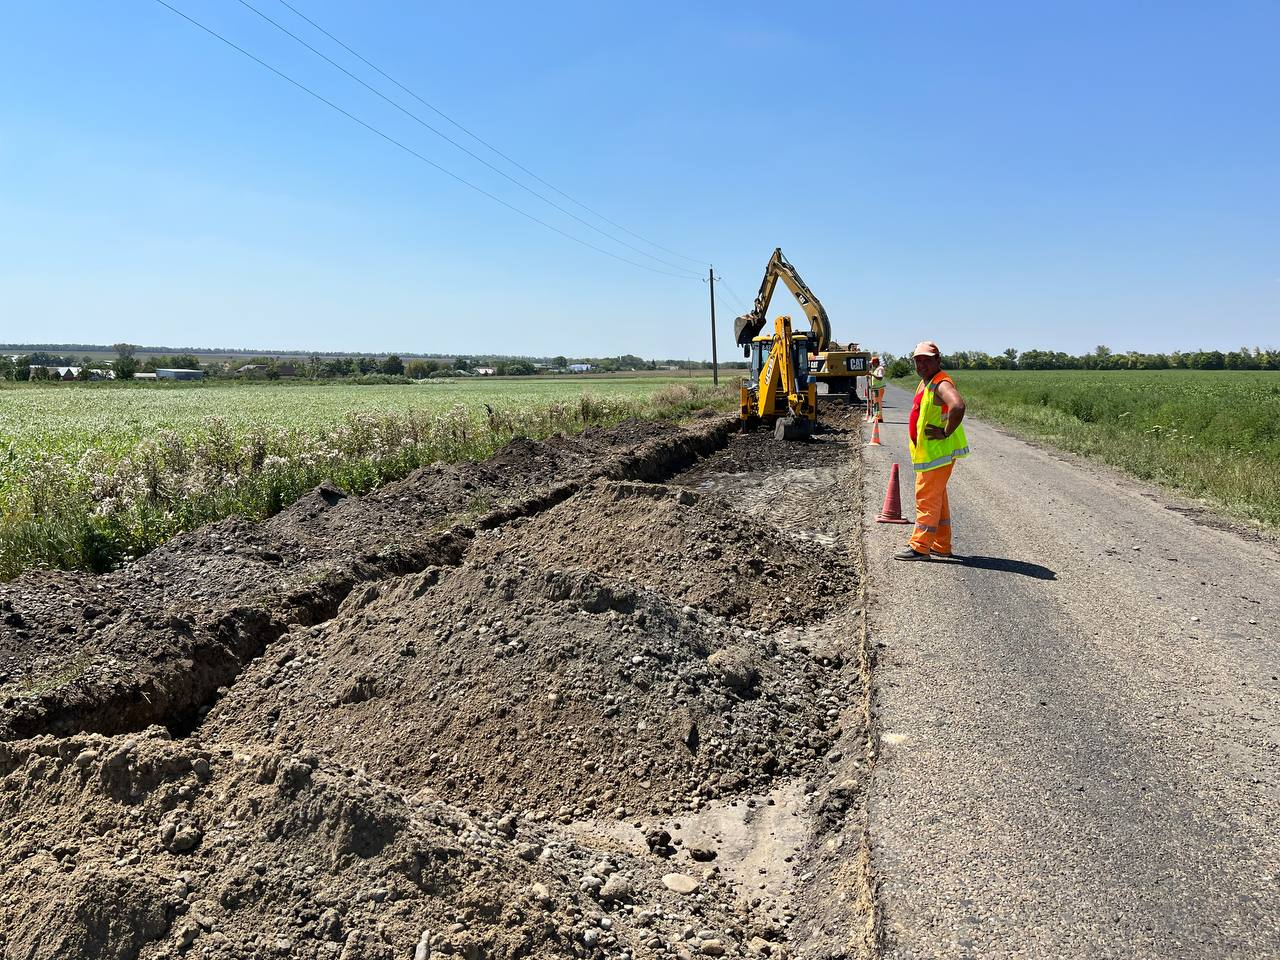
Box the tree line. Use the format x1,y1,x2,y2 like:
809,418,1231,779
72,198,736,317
0,345,207,381
0,345,727,382
881,345,1280,379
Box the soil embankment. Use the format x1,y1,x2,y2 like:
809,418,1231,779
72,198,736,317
0,408,873,959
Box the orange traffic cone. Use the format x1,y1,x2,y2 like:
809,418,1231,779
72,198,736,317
866,420,882,446
876,463,910,524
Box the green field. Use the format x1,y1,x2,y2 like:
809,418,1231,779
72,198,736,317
0,377,729,581
894,370,1280,530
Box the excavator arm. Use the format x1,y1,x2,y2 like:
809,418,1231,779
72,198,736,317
733,247,831,352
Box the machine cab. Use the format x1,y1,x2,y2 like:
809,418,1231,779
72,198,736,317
747,336,770,391
746,333,812,393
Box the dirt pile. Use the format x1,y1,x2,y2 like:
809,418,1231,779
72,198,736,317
472,481,851,631
203,556,843,815
259,420,706,564
0,726,778,959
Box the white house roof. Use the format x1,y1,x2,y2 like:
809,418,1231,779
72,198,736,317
29,365,81,376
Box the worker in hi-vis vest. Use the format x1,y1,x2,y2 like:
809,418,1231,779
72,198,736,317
869,356,886,422
896,341,970,561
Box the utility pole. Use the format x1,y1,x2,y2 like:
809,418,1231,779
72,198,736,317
705,266,720,385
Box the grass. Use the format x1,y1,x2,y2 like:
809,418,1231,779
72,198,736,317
893,370,1280,530
0,377,731,581
16,654,93,696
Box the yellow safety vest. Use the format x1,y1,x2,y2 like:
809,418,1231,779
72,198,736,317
910,371,970,473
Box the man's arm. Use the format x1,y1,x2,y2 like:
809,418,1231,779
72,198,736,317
936,380,966,436
923,380,967,439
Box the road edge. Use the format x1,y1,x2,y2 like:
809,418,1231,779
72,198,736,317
852,416,885,960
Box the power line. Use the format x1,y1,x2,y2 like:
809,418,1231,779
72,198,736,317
272,0,706,267
235,0,702,277
718,278,751,313
150,0,704,281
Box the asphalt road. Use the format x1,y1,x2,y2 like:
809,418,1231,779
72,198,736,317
862,384,1279,959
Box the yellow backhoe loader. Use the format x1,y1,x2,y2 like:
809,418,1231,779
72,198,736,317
733,248,870,404
739,314,818,440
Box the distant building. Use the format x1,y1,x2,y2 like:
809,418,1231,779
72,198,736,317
236,362,299,378
156,368,204,381
134,372,158,380
474,366,497,376
568,363,593,373
28,365,80,381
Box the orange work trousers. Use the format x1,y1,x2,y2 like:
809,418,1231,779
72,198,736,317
909,462,953,555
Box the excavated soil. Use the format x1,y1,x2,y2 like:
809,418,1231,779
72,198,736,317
203,557,843,814
1,727,768,960
0,408,874,960
470,482,850,631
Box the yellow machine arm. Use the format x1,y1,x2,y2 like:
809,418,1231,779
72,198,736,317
756,316,804,419
734,247,831,352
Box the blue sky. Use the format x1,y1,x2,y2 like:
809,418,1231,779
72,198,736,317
1,1,1276,359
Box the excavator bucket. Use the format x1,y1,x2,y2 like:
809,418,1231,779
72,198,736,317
734,311,765,348
774,416,812,442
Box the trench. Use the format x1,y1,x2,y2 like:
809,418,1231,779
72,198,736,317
0,419,736,744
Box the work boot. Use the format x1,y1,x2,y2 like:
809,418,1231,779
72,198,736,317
893,547,931,561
